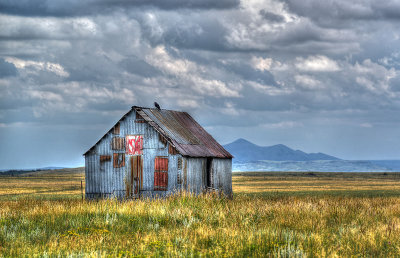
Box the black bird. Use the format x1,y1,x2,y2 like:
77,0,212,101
154,102,161,110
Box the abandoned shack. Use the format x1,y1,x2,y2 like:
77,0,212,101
84,105,233,199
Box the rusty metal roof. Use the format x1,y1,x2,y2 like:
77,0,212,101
84,106,233,158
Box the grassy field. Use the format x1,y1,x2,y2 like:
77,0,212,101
1,169,400,256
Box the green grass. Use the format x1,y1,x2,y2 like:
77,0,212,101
1,169,400,256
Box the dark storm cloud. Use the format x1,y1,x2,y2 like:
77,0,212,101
283,0,400,28
119,57,161,78
0,58,17,77
259,9,285,23
272,20,324,46
0,0,239,17
389,75,400,92
137,12,231,52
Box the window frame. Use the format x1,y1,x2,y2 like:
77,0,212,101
113,153,125,168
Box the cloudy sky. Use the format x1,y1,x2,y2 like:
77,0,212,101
1,0,400,169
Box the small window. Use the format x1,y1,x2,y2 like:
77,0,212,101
135,113,145,123
112,137,125,150
154,157,168,191
113,123,120,134
113,153,125,168
100,155,111,162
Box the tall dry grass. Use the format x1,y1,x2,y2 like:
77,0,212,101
0,171,400,256
1,193,400,256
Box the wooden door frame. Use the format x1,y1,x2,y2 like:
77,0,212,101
129,155,143,198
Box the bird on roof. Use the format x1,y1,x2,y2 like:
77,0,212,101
154,102,161,110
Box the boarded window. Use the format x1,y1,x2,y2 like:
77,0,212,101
113,123,120,134
154,157,168,191
100,155,111,162
113,153,125,168
168,144,177,155
112,137,125,150
135,113,145,123
126,135,143,155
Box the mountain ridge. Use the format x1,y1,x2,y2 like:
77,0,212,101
223,138,339,162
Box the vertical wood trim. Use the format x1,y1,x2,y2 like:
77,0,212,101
183,159,187,191
134,156,138,194
139,155,143,189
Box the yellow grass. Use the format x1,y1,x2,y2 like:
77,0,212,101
1,169,400,256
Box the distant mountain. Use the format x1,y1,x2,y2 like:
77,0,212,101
224,138,339,162
0,166,66,174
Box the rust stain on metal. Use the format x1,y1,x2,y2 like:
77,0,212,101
168,144,177,155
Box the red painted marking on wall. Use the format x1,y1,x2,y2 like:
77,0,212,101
126,135,143,155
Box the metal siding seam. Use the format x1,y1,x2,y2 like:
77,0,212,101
86,155,90,195
85,157,88,197
90,154,94,194
96,154,100,194
87,156,90,195
92,154,96,194
91,154,95,194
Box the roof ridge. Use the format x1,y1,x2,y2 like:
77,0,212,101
132,105,189,113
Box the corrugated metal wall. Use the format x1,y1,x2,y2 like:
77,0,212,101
212,158,233,197
85,110,184,199
181,157,232,196
183,157,206,193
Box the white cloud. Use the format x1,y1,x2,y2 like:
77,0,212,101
294,74,322,89
295,55,340,72
177,99,200,109
146,45,241,98
351,59,396,94
146,45,194,74
220,101,240,116
360,123,373,128
0,15,98,39
251,56,273,71
261,121,303,129
5,57,69,77
29,90,63,102
247,81,293,96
